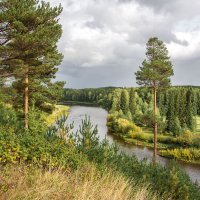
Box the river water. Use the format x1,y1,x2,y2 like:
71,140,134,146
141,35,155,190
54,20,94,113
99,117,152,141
67,105,200,185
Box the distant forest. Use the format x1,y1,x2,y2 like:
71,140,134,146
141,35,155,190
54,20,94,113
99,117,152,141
63,86,200,136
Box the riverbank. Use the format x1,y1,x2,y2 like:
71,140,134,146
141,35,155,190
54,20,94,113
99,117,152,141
60,101,98,106
112,133,200,165
106,113,200,165
159,148,200,165
45,105,69,125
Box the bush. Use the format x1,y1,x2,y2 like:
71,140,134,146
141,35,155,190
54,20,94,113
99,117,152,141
127,132,153,142
176,130,193,146
107,113,141,136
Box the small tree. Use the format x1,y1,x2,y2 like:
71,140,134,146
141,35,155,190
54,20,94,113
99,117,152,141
135,37,173,164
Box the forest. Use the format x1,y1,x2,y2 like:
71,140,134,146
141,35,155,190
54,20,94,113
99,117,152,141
0,0,200,199
63,86,200,163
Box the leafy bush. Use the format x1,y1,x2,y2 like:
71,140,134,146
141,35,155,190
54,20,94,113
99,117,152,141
107,113,141,136
0,104,20,129
176,130,193,146
0,110,86,170
127,132,153,143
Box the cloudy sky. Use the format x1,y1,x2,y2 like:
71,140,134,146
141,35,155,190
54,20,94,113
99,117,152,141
49,0,200,88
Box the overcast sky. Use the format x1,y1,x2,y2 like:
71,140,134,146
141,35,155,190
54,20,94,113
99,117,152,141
49,0,200,88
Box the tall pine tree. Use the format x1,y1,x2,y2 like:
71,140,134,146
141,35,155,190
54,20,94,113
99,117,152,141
0,0,63,128
135,37,173,164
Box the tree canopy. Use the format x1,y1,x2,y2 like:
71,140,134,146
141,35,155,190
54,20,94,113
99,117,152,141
0,0,64,127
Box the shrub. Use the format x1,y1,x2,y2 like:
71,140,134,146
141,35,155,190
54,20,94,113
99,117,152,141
107,113,141,136
177,130,193,146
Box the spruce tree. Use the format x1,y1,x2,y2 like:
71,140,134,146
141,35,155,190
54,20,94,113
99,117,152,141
120,89,129,116
111,89,122,112
186,89,196,131
135,37,173,164
129,88,137,119
0,0,63,128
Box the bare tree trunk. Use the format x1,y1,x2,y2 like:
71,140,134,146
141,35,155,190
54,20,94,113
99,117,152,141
153,86,157,165
24,71,28,129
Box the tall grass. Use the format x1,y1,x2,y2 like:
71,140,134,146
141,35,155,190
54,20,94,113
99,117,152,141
0,165,161,200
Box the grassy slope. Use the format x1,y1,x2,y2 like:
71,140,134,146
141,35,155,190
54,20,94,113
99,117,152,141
0,165,161,200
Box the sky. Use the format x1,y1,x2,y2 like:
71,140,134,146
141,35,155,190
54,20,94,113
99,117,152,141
49,0,200,88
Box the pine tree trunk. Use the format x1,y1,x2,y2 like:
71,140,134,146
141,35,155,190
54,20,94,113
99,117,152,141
153,86,157,165
24,71,28,129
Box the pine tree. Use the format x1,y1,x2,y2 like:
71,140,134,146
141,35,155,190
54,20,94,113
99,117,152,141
135,37,174,164
129,88,137,119
120,89,129,115
186,89,196,131
111,89,122,112
0,0,63,128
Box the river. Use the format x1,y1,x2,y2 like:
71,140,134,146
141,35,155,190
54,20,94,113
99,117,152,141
67,105,200,185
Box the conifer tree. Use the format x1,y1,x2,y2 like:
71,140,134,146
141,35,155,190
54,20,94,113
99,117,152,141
0,0,63,128
129,88,137,119
120,89,129,115
111,89,122,112
186,90,196,131
135,37,173,164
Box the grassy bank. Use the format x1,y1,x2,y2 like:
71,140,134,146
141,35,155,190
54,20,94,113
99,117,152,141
0,164,161,200
61,101,98,106
159,148,200,164
45,105,69,125
107,113,200,165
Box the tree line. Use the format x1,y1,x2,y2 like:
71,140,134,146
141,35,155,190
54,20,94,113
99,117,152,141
64,86,200,135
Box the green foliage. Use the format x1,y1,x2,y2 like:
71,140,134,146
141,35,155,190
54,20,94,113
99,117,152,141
135,37,173,89
76,118,200,200
120,89,130,115
107,113,141,136
0,0,64,119
0,104,19,128
0,107,199,199
0,109,85,169
129,88,137,118
63,87,116,110
75,116,99,151
64,86,200,136
140,110,166,133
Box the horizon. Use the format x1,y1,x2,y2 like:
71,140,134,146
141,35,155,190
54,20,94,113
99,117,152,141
64,84,200,89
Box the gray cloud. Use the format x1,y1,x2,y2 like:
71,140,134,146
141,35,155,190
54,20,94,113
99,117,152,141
49,0,200,88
